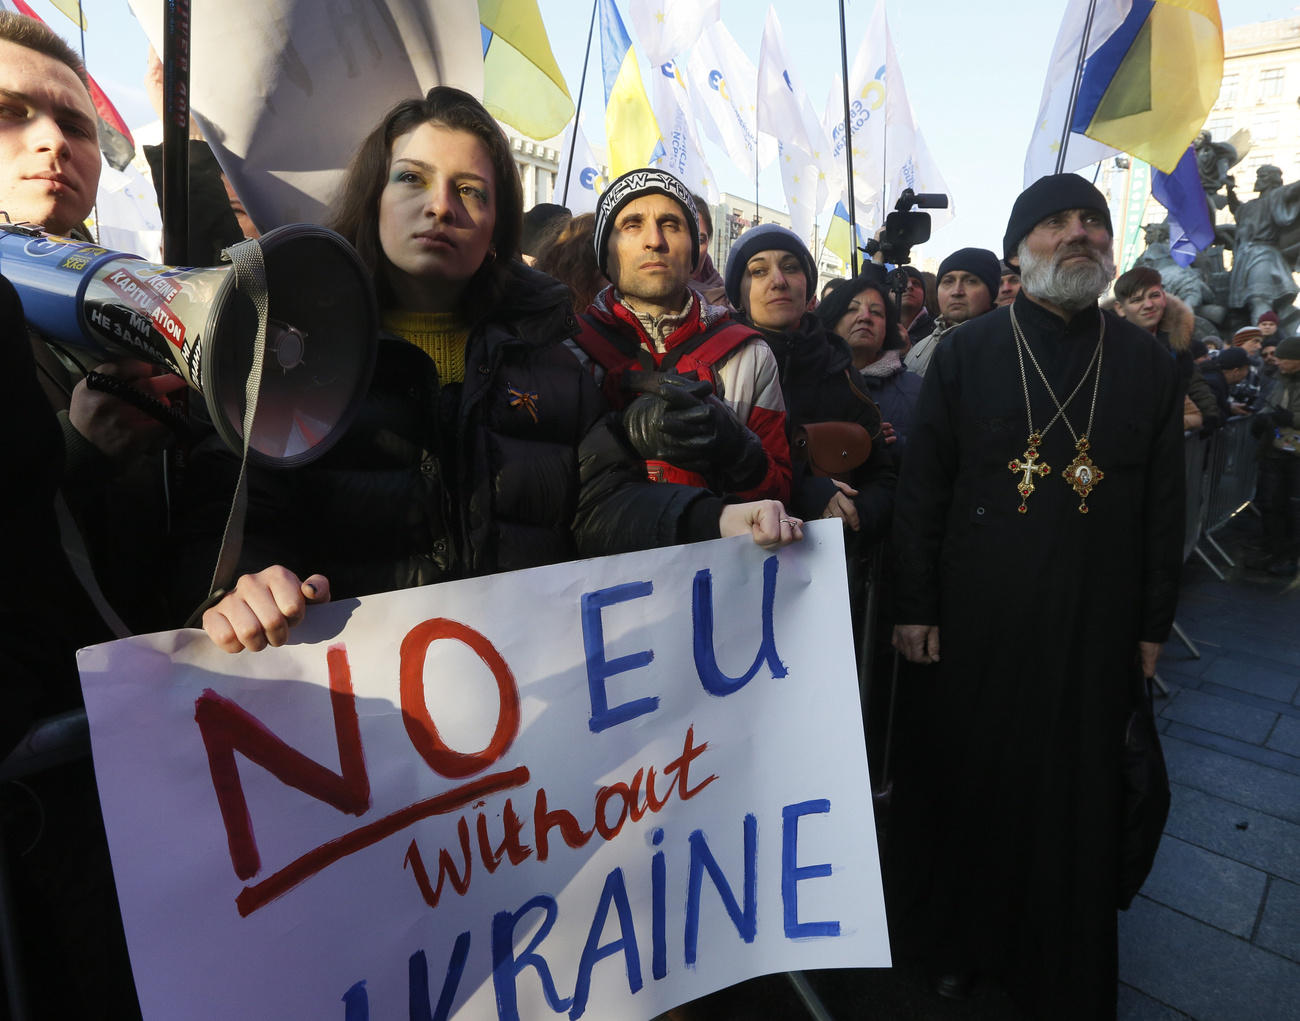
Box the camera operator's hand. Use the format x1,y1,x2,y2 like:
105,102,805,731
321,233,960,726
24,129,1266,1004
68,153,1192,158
870,226,887,265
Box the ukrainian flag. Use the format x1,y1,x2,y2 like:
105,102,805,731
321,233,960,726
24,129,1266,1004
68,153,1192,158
598,0,663,178
480,0,574,141
824,201,867,266
1070,0,1222,174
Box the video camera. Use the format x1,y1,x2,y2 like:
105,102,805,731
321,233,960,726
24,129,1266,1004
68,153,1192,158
862,188,949,316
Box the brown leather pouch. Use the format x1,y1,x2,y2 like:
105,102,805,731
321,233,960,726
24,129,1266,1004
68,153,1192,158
792,420,872,482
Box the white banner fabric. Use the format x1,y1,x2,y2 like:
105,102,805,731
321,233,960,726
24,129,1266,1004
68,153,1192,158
79,523,889,1019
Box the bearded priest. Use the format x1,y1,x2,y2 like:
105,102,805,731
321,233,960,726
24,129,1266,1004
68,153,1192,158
885,173,1184,1020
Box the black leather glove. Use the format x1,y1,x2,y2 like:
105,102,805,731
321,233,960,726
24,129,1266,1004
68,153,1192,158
623,374,768,490
622,374,717,474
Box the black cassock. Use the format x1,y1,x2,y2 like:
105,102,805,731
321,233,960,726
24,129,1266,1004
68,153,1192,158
887,293,1184,1019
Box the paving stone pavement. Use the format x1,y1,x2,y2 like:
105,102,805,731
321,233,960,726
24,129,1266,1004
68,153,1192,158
1118,521,1300,1021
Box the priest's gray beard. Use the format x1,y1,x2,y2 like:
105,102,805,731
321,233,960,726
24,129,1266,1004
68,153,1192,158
1018,239,1115,312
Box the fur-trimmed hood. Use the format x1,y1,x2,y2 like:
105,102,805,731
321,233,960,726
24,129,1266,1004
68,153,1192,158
1156,292,1195,354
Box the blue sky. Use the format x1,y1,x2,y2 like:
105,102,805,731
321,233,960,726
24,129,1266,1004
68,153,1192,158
23,0,1298,262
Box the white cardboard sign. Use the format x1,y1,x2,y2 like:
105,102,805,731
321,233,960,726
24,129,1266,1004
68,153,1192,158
79,523,889,1019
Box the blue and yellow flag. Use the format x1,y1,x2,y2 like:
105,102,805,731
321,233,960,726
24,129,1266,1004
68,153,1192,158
1070,0,1222,174
1151,147,1215,266
598,0,663,178
823,201,866,266
480,0,574,141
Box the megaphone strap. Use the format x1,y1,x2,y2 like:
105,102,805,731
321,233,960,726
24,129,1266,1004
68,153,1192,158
204,239,270,607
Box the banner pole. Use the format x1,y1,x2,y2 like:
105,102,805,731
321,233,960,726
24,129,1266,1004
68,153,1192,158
837,0,858,277
1055,0,1099,175
562,0,599,208
162,0,191,264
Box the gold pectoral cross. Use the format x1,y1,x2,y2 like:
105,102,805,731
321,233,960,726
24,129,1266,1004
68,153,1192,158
1008,433,1050,514
1063,436,1104,513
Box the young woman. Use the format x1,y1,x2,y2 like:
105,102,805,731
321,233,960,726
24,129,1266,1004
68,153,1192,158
188,88,797,651
725,224,895,547
815,268,924,456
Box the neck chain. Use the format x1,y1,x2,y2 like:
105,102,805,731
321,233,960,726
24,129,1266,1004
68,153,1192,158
1007,306,1106,514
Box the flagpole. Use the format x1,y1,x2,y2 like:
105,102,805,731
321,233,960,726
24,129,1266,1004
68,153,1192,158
162,0,191,264
879,9,888,257
1055,0,1099,175
837,0,858,277
562,0,600,208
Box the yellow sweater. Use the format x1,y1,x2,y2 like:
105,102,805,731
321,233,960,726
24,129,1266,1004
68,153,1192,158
382,309,469,384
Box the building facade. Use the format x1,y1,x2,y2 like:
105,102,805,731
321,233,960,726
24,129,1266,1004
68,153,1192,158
1209,19,1300,192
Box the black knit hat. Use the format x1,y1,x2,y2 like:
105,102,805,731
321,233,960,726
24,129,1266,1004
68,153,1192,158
592,168,700,275
1003,173,1113,262
936,247,1001,308
724,223,817,309
1276,336,1300,359
1215,347,1249,370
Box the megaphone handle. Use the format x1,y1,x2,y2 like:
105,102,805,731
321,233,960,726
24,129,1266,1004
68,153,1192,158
84,370,195,441
204,239,270,605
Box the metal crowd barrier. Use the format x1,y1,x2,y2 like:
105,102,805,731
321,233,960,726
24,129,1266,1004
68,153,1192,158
1195,416,1261,573
1182,429,1212,565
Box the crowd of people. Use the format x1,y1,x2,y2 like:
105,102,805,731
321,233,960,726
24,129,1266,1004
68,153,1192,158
3,9,1299,1019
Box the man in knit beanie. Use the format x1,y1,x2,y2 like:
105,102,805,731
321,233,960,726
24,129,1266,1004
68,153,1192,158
572,168,791,504
904,246,1002,376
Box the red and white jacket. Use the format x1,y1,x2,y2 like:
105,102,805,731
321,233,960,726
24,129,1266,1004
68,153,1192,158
571,286,791,504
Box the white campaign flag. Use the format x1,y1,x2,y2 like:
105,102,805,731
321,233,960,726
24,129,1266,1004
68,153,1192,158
650,60,721,204
821,73,879,228
686,20,776,180
777,142,819,244
629,0,720,66
554,120,608,216
825,2,952,233
128,0,482,230
756,6,813,158
756,5,843,241
1023,0,1129,185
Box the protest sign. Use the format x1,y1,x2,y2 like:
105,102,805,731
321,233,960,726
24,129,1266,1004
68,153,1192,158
79,523,889,1019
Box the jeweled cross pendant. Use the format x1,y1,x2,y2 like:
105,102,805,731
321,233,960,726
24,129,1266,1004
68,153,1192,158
1008,432,1050,514
1063,435,1103,513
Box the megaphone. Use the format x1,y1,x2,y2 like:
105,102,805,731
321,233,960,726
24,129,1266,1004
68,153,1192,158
0,222,377,468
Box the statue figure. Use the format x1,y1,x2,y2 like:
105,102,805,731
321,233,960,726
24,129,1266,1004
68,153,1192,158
1134,222,1216,310
1226,165,1300,325
1194,131,1238,212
